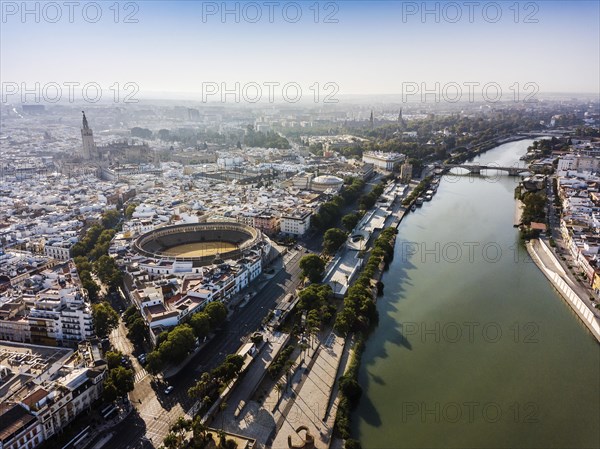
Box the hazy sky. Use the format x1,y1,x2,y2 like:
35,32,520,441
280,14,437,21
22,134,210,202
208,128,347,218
1,1,599,100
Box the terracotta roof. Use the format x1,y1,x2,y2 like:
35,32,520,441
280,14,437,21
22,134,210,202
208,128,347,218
0,403,36,442
21,388,48,408
165,293,182,306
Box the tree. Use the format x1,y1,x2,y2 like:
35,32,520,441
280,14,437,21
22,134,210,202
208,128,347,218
101,209,121,229
94,255,123,290
158,324,196,364
131,127,152,139
105,351,123,369
219,402,228,431
224,354,244,372
189,372,212,400
158,129,171,140
71,242,87,258
74,256,93,273
341,213,360,232
339,375,362,405
306,310,320,348
171,417,192,447
125,203,138,219
190,312,211,339
284,360,296,391
296,284,333,323
155,330,170,347
80,271,100,301
92,302,119,337
145,351,164,375
334,309,356,335
219,438,237,449
274,382,284,403
204,302,227,329
126,318,148,347
108,366,134,397
192,415,208,445
123,306,142,326
521,191,547,224
103,381,118,402
323,228,348,255
212,354,245,384
346,439,363,449
163,432,178,449
299,254,325,283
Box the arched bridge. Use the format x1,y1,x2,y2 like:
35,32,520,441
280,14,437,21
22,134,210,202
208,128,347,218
443,164,530,176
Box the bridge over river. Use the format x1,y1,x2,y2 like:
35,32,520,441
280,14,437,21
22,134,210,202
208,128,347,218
443,163,530,176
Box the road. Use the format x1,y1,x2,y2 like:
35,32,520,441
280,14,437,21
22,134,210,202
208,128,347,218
98,248,306,449
544,175,600,318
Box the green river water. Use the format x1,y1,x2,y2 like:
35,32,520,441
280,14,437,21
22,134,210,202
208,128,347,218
352,139,600,449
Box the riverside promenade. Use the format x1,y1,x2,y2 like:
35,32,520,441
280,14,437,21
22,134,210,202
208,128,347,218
270,333,349,449
527,238,600,342
210,332,349,449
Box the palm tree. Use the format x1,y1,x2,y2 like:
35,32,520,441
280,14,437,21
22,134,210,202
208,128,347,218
189,372,211,400
163,432,178,449
192,416,207,444
300,342,308,363
274,382,284,406
284,360,296,392
219,401,228,432
171,417,191,447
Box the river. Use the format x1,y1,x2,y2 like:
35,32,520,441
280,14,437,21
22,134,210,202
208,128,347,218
352,139,600,449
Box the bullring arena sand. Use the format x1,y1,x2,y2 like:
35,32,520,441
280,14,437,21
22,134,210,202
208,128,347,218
162,241,237,257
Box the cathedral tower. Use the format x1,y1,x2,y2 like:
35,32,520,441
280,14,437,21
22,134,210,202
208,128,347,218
81,111,96,159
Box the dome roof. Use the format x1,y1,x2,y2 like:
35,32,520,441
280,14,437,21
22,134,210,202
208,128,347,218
313,175,343,185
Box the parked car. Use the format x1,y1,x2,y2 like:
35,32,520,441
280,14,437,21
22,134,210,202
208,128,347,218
164,385,174,395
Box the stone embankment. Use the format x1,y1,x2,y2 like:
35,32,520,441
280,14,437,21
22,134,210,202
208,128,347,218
527,238,600,343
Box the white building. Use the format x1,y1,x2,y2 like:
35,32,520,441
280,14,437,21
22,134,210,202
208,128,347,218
135,252,263,335
19,367,105,442
0,263,95,347
362,151,405,171
1,342,106,449
557,154,600,175
43,241,74,261
280,210,312,236
311,175,344,193
27,288,95,346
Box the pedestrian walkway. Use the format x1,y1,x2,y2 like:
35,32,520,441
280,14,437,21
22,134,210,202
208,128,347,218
271,334,346,449
134,368,148,384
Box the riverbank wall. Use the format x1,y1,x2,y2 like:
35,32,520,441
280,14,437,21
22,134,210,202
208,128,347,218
527,238,600,343
514,200,524,227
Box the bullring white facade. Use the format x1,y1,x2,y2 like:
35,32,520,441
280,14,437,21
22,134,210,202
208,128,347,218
117,222,272,338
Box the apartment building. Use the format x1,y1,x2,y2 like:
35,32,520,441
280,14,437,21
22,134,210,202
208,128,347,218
280,209,312,236
0,403,43,449
0,342,106,449
0,263,94,347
